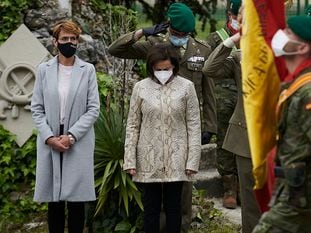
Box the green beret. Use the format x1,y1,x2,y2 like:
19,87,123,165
287,16,311,41
305,5,311,16
230,0,241,15
167,3,195,33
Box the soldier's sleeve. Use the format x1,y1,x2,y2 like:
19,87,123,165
202,43,235,79
108,31,154,59
298,86,311,141
206,32,222,51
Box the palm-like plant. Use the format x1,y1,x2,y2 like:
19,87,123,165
94,107,143,216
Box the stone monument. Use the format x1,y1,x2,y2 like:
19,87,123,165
0,24,51,146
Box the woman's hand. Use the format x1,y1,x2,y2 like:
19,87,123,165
46,136,69,152
126,169,137,176
59,135,71,148
185,169,197,176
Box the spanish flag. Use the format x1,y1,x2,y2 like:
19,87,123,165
240,0,288,212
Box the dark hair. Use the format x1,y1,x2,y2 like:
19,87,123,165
146,44,179,77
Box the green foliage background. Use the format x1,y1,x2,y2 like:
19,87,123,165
0,0,33,43
0,126,47,230
0,1,239,232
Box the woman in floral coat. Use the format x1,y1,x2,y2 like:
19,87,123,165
123,44,201,233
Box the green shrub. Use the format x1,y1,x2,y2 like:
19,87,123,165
97,71,115,108
0,126,35,205
90,107,143,232
0,0,33,43
0,126,47,231
90,0,137,44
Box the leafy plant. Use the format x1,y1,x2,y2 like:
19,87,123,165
90,0,137,45
0,0,34,43
132,60,147,79
190,187,240,233
94,108,143,217
0,126,36,204
97,71,115,108
0,126,47,232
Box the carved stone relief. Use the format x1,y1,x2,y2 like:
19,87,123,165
0,24,51,146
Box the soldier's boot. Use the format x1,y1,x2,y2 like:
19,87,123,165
222,174,237,209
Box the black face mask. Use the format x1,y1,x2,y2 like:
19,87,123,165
57,42,77,58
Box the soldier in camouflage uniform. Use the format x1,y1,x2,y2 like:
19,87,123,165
252,15,311,233
205,0,241,209
108,3,216,232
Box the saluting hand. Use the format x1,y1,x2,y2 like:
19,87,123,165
142,22,169,37
231,32,241,43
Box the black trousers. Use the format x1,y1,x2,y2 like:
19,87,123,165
48,201,85,233
48,125,85,233
141,182,184,233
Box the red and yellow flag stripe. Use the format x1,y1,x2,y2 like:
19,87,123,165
241,0,287,211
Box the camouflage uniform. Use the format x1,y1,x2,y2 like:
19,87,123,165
252,68,311,233
206,26,238,211
108,31,215,233
206,26,238,177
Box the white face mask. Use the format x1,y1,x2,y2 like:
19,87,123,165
230,19,239,30
154,70,173,85
271,29,302,57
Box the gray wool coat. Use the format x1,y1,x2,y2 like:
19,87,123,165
31,55,100,202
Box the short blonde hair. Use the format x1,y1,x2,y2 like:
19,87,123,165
52,20,82,40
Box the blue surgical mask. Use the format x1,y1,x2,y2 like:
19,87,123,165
169,35,189,47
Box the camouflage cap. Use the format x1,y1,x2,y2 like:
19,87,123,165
287,15,311,41
167,3,195,33
229,0,241,15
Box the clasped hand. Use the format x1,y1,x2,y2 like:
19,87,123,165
46,135,71,152
126,169,196,176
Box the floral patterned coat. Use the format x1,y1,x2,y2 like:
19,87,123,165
123,76,201,183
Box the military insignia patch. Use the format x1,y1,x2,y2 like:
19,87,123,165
305,103,311,110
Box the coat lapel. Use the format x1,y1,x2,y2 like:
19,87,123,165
46,56,60,131
64,56,85,126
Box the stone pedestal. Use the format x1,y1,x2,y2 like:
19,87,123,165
199,143,217,170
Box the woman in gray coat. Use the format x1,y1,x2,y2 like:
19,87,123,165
31,20,100,233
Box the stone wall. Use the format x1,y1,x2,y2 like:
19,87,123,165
24,0,114,73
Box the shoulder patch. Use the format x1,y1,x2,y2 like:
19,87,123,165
149,33,167,43
305,103,311,110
